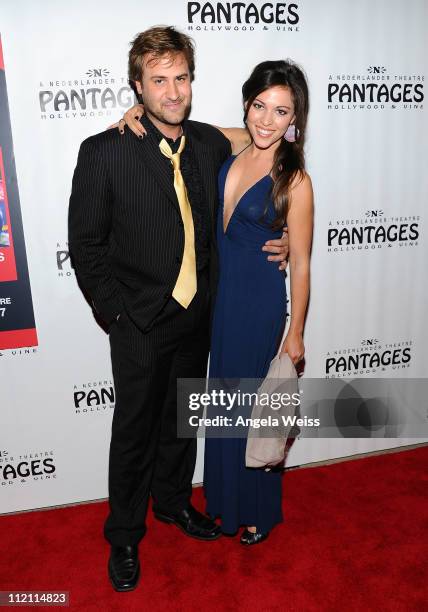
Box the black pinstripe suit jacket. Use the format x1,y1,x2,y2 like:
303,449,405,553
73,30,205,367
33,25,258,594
68,120,231,330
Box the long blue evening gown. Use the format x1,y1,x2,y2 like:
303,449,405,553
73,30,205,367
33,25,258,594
204,155,288,534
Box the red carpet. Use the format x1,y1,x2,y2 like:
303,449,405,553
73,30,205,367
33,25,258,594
1,446,427,611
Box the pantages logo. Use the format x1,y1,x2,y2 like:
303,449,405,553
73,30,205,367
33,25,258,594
327,209,420,253
73,380,115,415
328,66,424,110
56,242,74,279
0,449,56,486
325,338,412,378
186,1,300,31
39,68,135,120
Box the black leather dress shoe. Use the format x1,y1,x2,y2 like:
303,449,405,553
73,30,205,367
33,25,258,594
154,504,222,541
108,545,140,592
240,529,269,546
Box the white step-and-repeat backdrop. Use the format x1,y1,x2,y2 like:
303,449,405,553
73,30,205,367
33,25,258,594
1,0,427,513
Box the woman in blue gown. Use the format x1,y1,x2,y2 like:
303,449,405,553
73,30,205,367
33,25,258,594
204,60,313,544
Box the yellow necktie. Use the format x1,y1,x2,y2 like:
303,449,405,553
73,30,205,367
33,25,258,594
159,136,197,308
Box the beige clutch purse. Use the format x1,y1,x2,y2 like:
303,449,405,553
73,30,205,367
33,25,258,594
245,352,299,469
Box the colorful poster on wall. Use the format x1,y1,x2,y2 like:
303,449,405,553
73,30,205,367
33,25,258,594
0,36,37,349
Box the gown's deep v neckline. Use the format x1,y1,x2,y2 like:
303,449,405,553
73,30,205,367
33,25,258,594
222,156,272,235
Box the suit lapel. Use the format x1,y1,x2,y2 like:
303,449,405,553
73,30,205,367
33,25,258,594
186,123,218,225
130,132,180,214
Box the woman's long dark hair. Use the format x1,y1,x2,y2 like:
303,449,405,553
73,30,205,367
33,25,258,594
242,60,309,230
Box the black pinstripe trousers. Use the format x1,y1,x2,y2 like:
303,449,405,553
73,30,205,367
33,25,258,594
104,272,210,546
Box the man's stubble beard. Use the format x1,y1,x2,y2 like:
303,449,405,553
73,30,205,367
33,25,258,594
145,100,192,127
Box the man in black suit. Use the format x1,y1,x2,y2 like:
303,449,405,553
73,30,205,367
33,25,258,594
69,26,287,591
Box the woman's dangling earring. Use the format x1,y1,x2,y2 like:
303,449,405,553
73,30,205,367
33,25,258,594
284,124,299,142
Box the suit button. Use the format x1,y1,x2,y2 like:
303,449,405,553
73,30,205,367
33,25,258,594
164,292,170,299
175,256,181,263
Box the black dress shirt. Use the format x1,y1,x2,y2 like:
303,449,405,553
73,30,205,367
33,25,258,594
141,115,210,272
